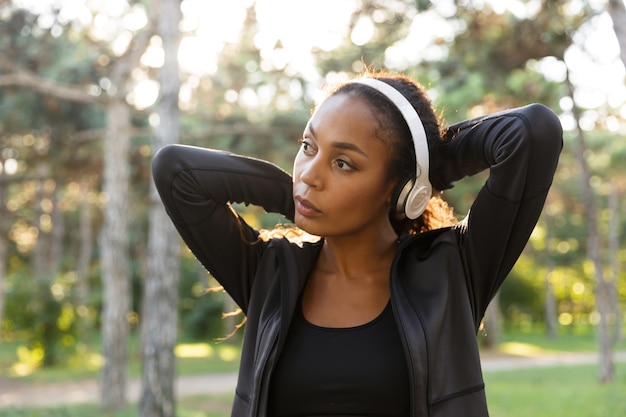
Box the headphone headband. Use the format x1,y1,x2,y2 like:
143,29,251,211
348,77,432,219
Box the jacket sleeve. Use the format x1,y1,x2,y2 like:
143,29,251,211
151,144,295,310
442,103,563,322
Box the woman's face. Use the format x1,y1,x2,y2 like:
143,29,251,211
293,93,396,239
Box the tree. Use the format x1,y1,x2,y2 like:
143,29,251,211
0,5,105,352
565,70,615,382
0,1,152,407
140,0,182,415
423,0,575,346
557,0,626,383
608,0,626,68
98,18,156,406
607,0,626,349
0,153,9,339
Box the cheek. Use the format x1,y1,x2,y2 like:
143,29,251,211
292,153,303,179
338,178,393,211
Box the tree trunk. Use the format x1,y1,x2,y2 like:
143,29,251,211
140,0,182,416
543,223,558,339
50,187,65,276
544,263,558,339
99,99,132,409
608,182,622,343
0,157,8,340
76,178,94,337
595,273,614,383
482,291,502,350
97,13,152,409
32,165,51,281
566,70,614,383
608,0,626,69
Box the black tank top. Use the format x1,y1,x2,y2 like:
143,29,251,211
268,298,411,416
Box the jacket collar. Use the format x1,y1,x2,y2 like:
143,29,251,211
275,238,323,354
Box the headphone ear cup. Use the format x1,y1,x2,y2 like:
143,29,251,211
404,183,432,220
392,178,415,217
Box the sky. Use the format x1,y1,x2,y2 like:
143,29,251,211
7,0,626,133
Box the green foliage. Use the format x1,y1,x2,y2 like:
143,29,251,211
181,291,228,340
179,258,228,341
3,271,80,367
433,2,573,114
0,331,241,383
500,255,547,325
0,9,105,133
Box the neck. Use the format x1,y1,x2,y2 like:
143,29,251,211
319,227,398,282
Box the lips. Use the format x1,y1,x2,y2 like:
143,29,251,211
294,196,321,217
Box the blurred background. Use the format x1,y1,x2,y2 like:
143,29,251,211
0,0,624,416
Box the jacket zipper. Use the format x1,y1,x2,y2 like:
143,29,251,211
390,234,431,417
250,311,280,417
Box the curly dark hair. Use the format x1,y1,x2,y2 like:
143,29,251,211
325,69,457,235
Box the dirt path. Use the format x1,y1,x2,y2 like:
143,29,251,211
1,351,624,409
0,372,238,408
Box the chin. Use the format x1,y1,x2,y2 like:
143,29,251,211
288,219,322,244
294,216,323,237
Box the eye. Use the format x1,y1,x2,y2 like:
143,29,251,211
298,138,315,154
334,158,354,171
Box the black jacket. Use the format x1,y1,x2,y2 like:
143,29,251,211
152,103,563,417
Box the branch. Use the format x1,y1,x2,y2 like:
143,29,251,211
0,174,50,185
0,53,103,105
108,14,155,86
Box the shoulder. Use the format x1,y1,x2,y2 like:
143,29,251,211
398,227,458,259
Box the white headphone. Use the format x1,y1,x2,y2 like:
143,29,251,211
348,78,432,219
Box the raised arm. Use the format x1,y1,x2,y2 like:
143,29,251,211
442,103,563,322
151,144,295,311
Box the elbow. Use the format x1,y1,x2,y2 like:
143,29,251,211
492,104,563,191
518,103,563,187
521,103,564,157
151,144,183,189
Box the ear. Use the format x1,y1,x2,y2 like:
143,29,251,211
390,177,414,217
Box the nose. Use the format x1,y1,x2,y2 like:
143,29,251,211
295,153,323,189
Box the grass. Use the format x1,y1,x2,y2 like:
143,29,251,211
0,393,235,417
476,327,626,361
484,364,626,417
500,328,625,352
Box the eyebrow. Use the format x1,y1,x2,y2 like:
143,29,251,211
308,124,369,158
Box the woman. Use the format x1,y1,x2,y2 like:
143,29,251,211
152,71,562,417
